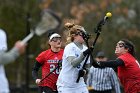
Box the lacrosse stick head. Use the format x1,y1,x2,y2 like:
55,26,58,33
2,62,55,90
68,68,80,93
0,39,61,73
35,9,61,36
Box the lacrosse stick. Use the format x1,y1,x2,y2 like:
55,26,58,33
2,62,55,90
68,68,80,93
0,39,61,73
22,9,61,44
76,12,112,83
40,60,62,82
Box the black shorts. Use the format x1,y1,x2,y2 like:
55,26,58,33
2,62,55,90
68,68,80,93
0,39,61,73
38,86,58,93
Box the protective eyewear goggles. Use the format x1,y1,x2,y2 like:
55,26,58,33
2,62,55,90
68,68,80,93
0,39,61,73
116,42,125,48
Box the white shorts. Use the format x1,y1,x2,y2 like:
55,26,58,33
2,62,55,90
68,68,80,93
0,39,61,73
57,86,89,93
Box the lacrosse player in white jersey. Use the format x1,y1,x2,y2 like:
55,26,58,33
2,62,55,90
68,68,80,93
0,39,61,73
57,23,92,93
0,29,26,93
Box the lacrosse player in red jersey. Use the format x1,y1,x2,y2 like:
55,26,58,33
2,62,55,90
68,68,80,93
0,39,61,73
32,32,64,93
93,39,140,93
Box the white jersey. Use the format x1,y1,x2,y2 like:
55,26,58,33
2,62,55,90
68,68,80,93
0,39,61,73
57,42,90,88
0,29,7,51
0,29,9,93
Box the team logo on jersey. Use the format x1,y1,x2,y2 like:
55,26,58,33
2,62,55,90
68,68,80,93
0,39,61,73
75,53,79,57
54,57,58,60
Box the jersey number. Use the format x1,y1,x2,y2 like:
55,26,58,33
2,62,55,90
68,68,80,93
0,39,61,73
50,64,60,74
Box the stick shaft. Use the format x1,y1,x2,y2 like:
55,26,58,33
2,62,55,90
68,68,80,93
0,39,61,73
40,65,59,82
21,32,34,44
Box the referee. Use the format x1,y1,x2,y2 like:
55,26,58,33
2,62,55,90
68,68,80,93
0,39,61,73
87,51,121,93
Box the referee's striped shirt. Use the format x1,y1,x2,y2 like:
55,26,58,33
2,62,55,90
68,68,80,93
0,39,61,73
87,66,121,93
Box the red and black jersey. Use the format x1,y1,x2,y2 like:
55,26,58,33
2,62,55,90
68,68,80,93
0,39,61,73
118,53,140,93
36,49,64,90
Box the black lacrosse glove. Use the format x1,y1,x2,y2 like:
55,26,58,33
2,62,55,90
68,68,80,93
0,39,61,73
58,60,62,67
92,61,105,68
58,60,62,70
83,47,93,56
78,69,87,77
